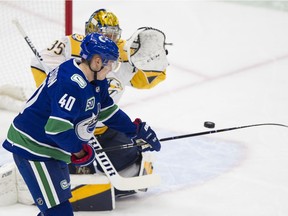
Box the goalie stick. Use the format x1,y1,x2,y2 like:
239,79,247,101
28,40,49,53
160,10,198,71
13,20,161,190
96,123,288,153
12,19,49,73
0,19,41,112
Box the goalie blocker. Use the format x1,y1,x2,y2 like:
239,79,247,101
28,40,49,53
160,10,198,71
0,152,155,211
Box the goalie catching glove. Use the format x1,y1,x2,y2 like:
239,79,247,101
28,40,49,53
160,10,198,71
71,143,96,167
125,27,169,71
133,118,161,152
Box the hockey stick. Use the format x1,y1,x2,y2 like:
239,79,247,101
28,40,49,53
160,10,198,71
13,20,160,190
96,123,288,153
90,136,160,190
12,19,49,73
0,19,43,112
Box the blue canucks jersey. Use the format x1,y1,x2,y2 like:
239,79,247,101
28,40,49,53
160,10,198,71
2,59,136,163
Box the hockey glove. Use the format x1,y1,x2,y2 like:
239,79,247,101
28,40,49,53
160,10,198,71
125,27,169,71
133,118,161,152
71,143,95,167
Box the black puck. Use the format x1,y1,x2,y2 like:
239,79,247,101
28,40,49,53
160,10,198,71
204,121,215,128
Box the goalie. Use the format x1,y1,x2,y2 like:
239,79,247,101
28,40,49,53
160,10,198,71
28,8,169,211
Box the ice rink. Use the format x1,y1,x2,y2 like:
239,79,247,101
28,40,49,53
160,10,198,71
1,1,288,215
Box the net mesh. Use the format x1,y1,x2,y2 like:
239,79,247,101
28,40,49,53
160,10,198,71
0,1,66,101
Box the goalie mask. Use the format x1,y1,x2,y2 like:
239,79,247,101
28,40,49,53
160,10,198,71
85,9,122,43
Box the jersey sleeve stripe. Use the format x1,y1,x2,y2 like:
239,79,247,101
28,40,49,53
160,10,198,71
98,104,119,122
45,116,74,135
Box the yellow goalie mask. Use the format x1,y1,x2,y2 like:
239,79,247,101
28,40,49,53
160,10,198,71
85,9,122,43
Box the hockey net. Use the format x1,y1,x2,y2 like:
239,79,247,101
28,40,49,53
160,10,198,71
0,1,72,112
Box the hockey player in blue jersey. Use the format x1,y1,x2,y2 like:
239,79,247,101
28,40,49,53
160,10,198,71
2,33,161,216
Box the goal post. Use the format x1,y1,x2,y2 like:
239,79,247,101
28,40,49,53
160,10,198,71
0,0,73,112
66,0,73,36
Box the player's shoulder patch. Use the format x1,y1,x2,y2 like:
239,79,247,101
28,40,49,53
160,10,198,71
47,67,59,87
71,74,87,88
71,33,85,42
85,97,95,111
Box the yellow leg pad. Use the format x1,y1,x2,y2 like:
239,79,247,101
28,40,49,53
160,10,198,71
144,161,153,175
70,184,115,211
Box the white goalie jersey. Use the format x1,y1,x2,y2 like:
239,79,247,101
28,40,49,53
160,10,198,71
31,29,168,135
30,33,134,104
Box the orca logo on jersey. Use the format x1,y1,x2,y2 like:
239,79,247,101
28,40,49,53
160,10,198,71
75,105,99,141
86,117,97,134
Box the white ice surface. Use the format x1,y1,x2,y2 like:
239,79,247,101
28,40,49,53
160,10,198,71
1,1,288,215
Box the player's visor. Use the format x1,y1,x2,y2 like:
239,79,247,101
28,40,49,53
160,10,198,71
102,59,120,72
